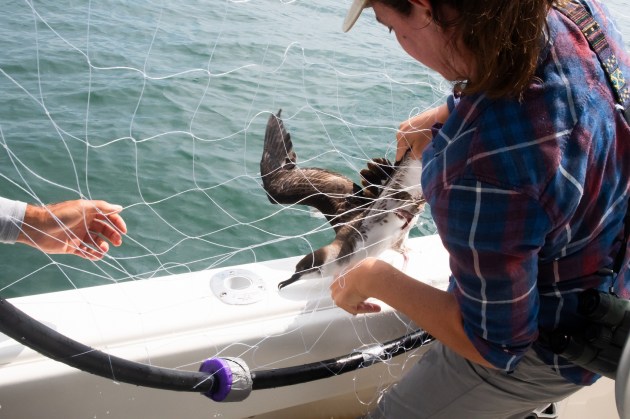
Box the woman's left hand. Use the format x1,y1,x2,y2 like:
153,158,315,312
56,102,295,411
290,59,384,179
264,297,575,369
395,103,450,161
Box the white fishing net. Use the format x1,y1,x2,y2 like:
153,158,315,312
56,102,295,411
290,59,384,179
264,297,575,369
0,1,446,417
3,0,628,418
0,0,444,297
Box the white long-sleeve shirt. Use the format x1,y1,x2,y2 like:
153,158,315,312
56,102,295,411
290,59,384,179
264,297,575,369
0,197,26,243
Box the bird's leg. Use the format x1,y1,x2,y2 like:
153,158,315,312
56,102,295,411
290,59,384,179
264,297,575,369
399,246,411,272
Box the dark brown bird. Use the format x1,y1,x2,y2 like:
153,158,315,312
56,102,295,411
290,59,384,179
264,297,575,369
261,110,424,289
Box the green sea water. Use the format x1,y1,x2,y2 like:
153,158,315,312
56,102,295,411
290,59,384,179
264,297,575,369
1,0,629,298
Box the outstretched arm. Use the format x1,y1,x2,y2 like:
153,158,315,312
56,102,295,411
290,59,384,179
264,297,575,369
16,200,127,260
330,257,493,368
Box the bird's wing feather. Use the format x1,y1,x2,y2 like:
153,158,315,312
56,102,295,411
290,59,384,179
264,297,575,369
261,110,362,229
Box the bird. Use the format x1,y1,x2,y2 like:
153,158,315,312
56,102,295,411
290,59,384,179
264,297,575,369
260,109,425,290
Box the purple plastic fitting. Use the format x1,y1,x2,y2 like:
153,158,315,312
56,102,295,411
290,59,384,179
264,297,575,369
199,358,233,402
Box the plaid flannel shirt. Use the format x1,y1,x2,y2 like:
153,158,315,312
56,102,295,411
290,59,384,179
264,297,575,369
421,0,630,385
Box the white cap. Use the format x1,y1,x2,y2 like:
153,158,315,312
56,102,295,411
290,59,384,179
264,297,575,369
342,0,370,32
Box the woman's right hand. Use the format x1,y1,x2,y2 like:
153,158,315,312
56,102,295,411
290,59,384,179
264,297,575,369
396,103,450,161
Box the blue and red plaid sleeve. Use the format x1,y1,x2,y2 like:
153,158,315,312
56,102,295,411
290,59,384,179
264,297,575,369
430,180,551,370
421,0,630,384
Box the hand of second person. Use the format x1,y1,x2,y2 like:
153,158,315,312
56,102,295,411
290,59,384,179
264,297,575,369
17,199,127,260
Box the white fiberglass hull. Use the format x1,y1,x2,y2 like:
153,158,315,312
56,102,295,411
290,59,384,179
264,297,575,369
0,235,450,419
0,233,618,419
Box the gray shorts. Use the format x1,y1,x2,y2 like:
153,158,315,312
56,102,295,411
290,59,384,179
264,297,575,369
365,341,583,419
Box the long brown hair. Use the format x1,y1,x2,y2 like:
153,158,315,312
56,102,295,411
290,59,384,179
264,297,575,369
376,0,556,99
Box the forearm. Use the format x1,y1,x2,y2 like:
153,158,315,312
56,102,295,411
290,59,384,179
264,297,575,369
16,204,46,246
418,102,450,125
365,261,493,368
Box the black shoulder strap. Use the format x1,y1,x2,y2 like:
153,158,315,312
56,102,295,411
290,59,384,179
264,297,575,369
555,0,630,124
616,207,630,276
554,1,630,276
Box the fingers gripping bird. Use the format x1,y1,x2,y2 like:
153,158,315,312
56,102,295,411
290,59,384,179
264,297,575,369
260,110,425,290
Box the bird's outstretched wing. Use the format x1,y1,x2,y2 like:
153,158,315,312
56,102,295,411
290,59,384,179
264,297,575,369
359,157,396,200
261,110,421,290
261,110,385,230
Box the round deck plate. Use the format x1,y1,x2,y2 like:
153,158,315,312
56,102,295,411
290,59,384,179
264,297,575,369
210,268,266,305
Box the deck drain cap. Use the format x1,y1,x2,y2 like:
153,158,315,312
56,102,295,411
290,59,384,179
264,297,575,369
210,269,265,305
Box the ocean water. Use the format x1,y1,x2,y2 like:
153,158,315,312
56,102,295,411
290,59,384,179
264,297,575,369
0,0,629,298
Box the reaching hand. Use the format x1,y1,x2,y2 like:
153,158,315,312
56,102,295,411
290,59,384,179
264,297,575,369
17,200,127,260
396,103,450,162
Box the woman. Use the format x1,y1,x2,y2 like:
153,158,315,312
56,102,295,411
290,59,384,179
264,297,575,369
332,0,630,417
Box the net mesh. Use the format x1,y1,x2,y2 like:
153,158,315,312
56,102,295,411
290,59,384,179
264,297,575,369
0,0,444,299
0,3,447,414
5,0,629,417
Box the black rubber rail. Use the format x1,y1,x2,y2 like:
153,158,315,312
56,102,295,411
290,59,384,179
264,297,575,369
0,298,216,393
251,329,433,390
0,296,432,399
